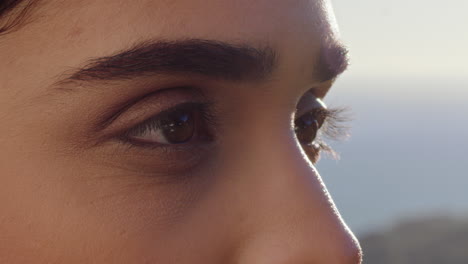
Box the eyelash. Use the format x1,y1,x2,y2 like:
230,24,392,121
310,107,351,159
121,102,217,148
119,103,350,159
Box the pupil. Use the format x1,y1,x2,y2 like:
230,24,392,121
162,110,195,144
295,113,319,144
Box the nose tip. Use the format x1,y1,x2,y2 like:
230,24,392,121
322,229,363,264
346,242,364,264
236,226,362,264
232,138,362,264
236,216,362,264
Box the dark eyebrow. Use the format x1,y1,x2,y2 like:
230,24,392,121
316,41,350,82
55,38,348,87
56,39,278,86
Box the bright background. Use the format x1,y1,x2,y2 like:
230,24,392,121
319,0,468,262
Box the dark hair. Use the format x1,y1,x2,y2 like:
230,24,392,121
0,0,36,35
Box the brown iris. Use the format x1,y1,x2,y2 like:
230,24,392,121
294,109,326,144
159,108,196,144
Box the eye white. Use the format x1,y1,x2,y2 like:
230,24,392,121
130,127,170,144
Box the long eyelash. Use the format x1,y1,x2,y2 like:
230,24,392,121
123,102,217,144
316,107,352,160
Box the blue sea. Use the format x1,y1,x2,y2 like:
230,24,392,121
317,75,468,235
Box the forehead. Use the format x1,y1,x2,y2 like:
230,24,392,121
45,0,335,43
1,0,340,93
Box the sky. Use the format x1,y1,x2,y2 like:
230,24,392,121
332,0,468,79
316,0,468,234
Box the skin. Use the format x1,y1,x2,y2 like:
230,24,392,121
0,0,361,263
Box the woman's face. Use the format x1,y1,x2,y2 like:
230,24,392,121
0,0,361,263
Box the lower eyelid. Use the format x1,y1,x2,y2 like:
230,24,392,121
95,139,213,177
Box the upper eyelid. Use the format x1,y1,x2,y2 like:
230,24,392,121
94,87,208,136
295,92,328,115
124,102,202,136
128,103,334,139
295,104,329,121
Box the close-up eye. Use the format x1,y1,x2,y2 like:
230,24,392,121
294,93,330,162
4,0,465,262
294,108,327,145
124,102,213,147
294,107,329,163
294,93,350,163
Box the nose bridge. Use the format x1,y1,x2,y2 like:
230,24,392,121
234,135,361,263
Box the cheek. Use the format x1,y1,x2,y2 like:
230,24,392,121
0,149,216,262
